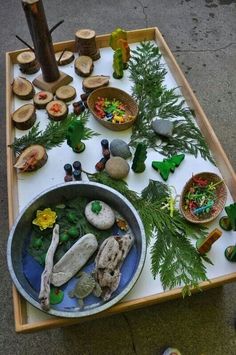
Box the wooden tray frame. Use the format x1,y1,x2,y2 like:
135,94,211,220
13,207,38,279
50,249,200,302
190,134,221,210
6,27,236,333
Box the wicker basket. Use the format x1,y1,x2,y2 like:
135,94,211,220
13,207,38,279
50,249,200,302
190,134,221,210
87,87,139,131
179,172,227,224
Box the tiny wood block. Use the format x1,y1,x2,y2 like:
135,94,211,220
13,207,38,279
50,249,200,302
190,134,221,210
196,228,222,255
33,71,73,94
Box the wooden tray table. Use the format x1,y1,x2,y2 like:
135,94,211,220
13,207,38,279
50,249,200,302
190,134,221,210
6,27,236,333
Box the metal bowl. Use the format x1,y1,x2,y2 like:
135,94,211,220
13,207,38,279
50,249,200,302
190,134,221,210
7,182,146,318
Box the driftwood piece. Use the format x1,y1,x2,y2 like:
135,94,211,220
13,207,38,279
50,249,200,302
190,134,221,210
16,51,40,74
55,85,77,102
14,144,48,172
74,56,94,77
82,75,110,93
55,50,75,66
22,0,60,82
12,103,36,130
33,91,54,109
39,224,60,311
75,29,100,61
12,77,35,100
46,100,68,121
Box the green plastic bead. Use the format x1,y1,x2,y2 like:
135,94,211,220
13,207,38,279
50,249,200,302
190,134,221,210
49,287,64,305
219,216,232,231
32,238,43,249
60,233,69,243
67,226,78,238
66,212,78,224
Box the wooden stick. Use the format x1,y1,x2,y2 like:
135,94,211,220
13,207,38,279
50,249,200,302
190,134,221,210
22,0,60,82
49,20,64,34
39,224,59,310
15,35,35,52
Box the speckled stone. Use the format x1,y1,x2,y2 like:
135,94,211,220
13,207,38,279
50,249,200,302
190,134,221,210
151,119,174,137
85,200,115,230
105,157,130,180
110,139,132,159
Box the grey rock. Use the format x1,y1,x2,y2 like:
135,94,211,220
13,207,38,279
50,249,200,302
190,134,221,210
85,201,115,230
151,119,174,137
105,157,130,180
110,139,132,159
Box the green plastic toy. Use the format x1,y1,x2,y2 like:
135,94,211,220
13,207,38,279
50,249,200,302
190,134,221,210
109,28,127,50
131,143,147,173
113,48,124,79
67,120,86,153
152,154,185,181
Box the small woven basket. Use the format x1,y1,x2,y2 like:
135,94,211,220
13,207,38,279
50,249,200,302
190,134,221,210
87,87,139,131
179,172,227,224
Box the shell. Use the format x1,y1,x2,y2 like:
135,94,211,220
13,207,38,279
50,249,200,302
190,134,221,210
71,272,96,298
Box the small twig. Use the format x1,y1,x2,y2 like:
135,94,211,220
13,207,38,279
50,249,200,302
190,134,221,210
49,20,64,34
15,35,34,52
57,48,67,64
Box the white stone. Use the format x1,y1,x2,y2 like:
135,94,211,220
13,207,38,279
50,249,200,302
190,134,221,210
85,200,115,230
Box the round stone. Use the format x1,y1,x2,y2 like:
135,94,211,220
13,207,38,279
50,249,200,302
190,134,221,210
105,157,130,180
110,139,132,159
85,201,115,230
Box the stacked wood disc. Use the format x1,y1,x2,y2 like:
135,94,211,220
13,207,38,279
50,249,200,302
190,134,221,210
82,75,110,93
12,77,35,100
55,50,75,66
55,85,77,102
75,29,100,60
46,100,68,121
33,91,54,109
12,104,36,130
14,145,48,172
16,51,40,74
74,56,94,77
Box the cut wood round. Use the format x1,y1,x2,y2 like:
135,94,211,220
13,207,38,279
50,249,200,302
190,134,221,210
82,75,110,93
16,51,40,74
75,29,100,61
33,91,54,109
14,144,48,172
12,77,35,100
55,85,76,102
12,103,36,130
74,56,94,77
55,50,75,66
46,100,68,121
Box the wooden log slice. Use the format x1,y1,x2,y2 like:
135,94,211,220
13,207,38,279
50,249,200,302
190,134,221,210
55,50,75,66
33,91,54,109
14,144,48,172
46,100,68,121
55,85,77,102
16,51,40,74
75,29,100,61
12,103,36,130
74,56,94,77
82,75,110,93
12,77,35,100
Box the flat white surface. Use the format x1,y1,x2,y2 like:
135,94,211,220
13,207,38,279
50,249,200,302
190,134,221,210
13,42,236,324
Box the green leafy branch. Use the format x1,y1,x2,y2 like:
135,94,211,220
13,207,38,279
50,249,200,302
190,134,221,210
87,171,211,295
9,111,99,155
128,42,214,164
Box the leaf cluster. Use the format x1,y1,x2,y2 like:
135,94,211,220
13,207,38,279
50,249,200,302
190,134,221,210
128,42,214,163
87,172,211,294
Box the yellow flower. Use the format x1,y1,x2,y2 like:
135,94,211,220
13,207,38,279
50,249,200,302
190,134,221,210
32,208,57,230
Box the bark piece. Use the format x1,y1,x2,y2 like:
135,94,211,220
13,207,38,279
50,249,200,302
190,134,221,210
74,56,94,77
16,51,40,74
39,224,60,311
33,91,54,109
46,100,68,121
55,50,75,66
12,77,35,100
55,85,76,102
75,29,100,60
51,233,98,287
14,144,48,172
82,75,110,93
12,103,36,130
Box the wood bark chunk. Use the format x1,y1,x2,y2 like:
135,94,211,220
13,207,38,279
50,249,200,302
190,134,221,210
82,75,110,93
12,77,35,100
55,50,75,66
16,51,40,74
39,224,60,311
55,85,77,102
46,100,68,120
14,144,48,172
74,56,94,77
12,103,36,130
33,91,54,109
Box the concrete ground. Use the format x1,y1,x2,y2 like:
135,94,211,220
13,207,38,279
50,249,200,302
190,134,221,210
1,0,236,354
